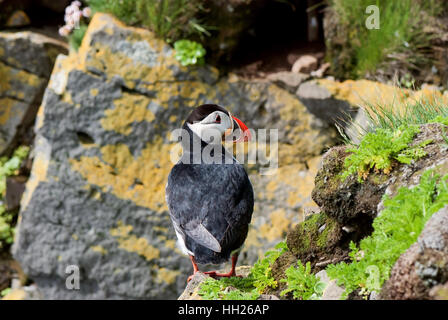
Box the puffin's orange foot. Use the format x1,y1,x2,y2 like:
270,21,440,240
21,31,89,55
204,271,241,278
187,272,198,282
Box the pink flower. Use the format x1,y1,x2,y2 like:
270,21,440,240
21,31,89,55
82,7,92,18
72,1,82,7
58,25,71,37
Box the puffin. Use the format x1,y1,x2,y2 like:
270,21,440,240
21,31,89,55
165,104,254,281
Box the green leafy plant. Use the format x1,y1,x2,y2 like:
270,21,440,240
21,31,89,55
69,24,88,51
280,260,326,300
0,145,29,249
199,277,259,300
1,288,11,297
198,241,287,300
341,125,429,181
174,40,206,66
326,170,448,298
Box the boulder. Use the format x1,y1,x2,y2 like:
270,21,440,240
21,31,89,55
267,71,308,94
178,266,252,300
13,13,338,299
291,55,318,74
380,206,448,300
0,31,67,155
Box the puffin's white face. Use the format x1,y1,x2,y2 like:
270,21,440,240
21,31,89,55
187,110,233,145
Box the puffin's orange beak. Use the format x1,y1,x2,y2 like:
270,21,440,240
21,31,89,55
232,116,251,143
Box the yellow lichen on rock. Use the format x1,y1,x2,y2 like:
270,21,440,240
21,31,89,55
154,266,181,285
20,137,50,210
70,138,173,213
259,208,291,242
101,93,155,135
90,245,108,255
110,221,160,261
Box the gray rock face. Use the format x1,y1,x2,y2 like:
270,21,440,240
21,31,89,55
0,31,67,155
296,80,354,126
13,13,338,299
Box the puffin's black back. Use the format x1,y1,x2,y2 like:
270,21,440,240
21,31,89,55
166,162,254,264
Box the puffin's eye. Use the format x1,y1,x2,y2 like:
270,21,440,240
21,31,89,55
215,115,221,123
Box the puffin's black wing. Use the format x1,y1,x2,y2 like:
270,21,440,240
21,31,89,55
166,163,254,261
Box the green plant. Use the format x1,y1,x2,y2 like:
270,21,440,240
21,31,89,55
87,0,210,42
198,241,287,300
341,125,430,181
0,206,15,248
280,260,326,300
327,0,442,79
174,40,206,66
199,277,259,300
326,170,448,298
69,24,88,51
1,288,11,297
0,145,29,249
0,146,29,195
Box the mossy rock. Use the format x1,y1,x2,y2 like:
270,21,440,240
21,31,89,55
312,145,388,226
286,212,343,262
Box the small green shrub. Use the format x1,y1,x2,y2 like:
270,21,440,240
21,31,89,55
341,125,430,182
69,24,88,51
326,170,448,298
198,241,287,300
0,145,29,249
280,261,326,300
0,146,29,195
174,40,206,66
0,288,11,297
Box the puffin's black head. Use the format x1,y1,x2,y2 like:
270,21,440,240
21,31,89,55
184,104,251,144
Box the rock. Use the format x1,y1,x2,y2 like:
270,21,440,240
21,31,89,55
178,266,252,300
291,55,318,74
296,80,354,126
310,62,330,78
5,175,27,211
380,205,448,299
429,281,448,300
0,31,68,155
267,71,308,93
315,270,344,300
1,284,43,300
13,13,338,299
5,10,30,27
178,272,209,300
285,212,346,269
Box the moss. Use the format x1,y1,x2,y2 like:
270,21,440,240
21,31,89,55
286,212,342,259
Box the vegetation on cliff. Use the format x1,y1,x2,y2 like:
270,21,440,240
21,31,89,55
327,170,448,298
0,146,29,249
326,0,447,82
